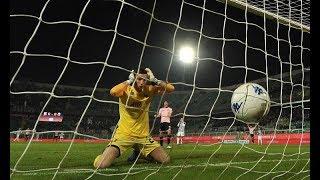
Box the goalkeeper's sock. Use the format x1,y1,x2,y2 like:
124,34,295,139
160,137,163,146
93,154,103,168
177,137,179,144
167,136,171,145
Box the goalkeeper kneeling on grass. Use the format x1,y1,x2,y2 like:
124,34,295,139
93,68,175,169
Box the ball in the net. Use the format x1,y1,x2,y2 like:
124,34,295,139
231,83,270,123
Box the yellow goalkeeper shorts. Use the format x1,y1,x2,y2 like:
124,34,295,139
109,133,160,157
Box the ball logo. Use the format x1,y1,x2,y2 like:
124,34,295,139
252,85,264,95
232,102,243,113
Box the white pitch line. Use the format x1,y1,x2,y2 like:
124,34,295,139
14,158,309,176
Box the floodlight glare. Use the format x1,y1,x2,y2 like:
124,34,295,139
178,46,195,63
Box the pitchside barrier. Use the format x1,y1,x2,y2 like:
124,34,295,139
10,132,310,145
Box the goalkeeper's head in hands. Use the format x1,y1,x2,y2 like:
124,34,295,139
128,68,149,90
123,67,174,94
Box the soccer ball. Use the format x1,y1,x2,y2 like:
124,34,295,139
231,83,270,123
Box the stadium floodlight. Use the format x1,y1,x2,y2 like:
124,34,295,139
178,46,195,64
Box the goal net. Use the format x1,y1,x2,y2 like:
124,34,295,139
10,0,310,179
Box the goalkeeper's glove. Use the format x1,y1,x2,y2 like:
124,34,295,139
126,70,135,85
145,68,161,85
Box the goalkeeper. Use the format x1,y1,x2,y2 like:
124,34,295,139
93,68,175,169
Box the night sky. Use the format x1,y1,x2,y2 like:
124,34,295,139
10,0,310,91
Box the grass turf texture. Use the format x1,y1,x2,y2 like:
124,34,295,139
10,142,309,180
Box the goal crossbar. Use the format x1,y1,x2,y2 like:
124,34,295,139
217,0,310,32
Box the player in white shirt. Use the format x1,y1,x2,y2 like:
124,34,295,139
54,131,59,141
59,132,64,142
14,128,22,142
25,128,31,141
247,124,257,143
176,118,186,144
157,101,173,149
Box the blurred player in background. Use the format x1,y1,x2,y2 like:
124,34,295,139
176,117,186,145
157,101,173,149
59,132,64,142
25,128,31,141
14,128,22,142
93,68,175,169
35,131,40,141
247,124,257,143
54,131,59,141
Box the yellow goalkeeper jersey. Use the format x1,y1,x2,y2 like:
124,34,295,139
110,81,174,138
115,85,155,138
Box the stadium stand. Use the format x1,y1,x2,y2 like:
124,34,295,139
10,70,309,139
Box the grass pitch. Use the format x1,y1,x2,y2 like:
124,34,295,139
10,142,309,180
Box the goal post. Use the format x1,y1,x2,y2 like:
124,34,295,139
217,0,310,32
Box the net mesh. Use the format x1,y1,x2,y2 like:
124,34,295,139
218,0,310,31
10,0,310,179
